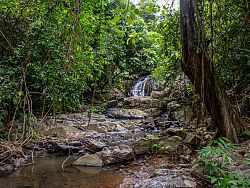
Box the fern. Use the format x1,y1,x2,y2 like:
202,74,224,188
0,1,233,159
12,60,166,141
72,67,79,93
195,137,250,188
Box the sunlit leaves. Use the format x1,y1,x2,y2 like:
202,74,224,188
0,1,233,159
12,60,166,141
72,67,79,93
0,0,169,122
152,7,181,83
127,16,133,25
113,15,120,24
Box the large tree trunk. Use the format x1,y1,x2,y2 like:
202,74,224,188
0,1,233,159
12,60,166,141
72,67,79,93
180,0,244,142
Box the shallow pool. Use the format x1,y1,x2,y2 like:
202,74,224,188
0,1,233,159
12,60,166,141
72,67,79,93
0,156,124,188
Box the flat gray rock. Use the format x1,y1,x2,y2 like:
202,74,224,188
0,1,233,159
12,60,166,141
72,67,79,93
73,153,103,167
134,169,196,188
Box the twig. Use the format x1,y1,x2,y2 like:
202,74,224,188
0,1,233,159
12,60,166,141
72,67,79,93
7,97,22,141
61,149,71,170
22,149,34,166
0,145,25,163
39,103,53,126
0,30,12,47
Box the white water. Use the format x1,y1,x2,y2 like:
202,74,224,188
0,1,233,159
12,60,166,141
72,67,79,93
130,76,156,97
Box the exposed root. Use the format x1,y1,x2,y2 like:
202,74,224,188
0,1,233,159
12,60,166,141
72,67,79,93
0,144,26,164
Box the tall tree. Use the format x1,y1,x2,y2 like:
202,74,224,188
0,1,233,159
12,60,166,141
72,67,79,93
179,0,245,142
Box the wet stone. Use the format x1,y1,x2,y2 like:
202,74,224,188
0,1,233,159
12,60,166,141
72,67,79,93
132,139,152,155
134,169,196,188
97,145,135,165
85,138,106,152
73,153,103,167
166,127,187,139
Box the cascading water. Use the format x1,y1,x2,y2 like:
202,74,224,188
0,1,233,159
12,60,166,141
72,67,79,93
129,76,157,97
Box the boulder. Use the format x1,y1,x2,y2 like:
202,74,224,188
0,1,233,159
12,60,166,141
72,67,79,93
123,97,166,109
150,91,167,99
134,169,196,188
105,108,146,119
154,120,173,128
141,117,155,126
144,108,163,117
154,169,182,176
45,126,81,138
191,166,209,180
86,123,109,133
97,145,134,165
105,100,118,108
158,136,183,154
73,153,103,167
86,121,129,133
38,140,82,154
168,101,181,111
166,128,187,139
56,142,82,153
85,139,106,152
184,132,202,149
132,139,152,155
172,110,185,122
178,145,193,155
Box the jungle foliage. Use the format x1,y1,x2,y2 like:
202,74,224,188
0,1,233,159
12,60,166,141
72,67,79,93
0,0,167,126
0,0,249,129
195,137,250,188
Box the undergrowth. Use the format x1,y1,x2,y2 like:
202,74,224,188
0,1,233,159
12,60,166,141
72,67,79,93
194,137,250,188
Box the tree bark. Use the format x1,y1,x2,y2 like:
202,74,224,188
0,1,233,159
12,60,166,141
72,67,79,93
180,0,244,142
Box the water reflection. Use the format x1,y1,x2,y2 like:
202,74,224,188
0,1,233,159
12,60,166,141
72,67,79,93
0,157,124,188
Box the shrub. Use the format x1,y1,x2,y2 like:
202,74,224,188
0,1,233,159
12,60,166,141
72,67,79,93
194,137,250,188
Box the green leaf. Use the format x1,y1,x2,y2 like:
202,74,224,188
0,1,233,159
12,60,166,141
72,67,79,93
131,38,136,46
114,9,121,14
126,38,131,45
127,16,133,25
122,13,127,19
145,6,153,14
229,180,239,186
113,15,120,24
210,176,218,184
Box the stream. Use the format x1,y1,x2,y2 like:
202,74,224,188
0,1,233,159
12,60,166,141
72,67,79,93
0,156,124,188
0,76,208,188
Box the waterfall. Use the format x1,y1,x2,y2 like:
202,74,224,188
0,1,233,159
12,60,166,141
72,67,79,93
129,76,156,97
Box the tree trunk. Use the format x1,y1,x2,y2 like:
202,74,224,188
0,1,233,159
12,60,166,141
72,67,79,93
180,0,244,142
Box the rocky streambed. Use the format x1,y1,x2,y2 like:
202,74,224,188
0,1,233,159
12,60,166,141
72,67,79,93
0,95,215,187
